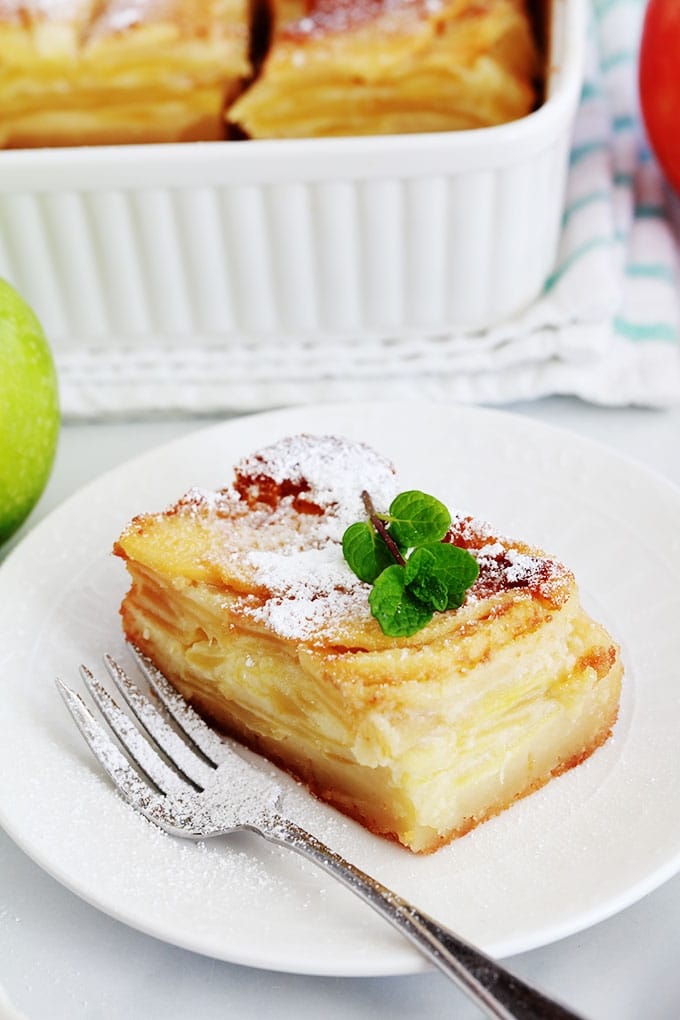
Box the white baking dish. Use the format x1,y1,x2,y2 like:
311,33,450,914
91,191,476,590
0,0,585,361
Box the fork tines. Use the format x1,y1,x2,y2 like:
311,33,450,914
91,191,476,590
56,644,225,809
126,645,230,766
55,675,166,815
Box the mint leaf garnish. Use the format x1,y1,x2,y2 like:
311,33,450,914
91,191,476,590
387,490,451,547
369,565,434,637
342,487,479,637
406,543,480,611
342,521,393,584
404,547,450,611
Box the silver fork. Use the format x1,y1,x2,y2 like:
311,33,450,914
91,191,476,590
56,646,585,1020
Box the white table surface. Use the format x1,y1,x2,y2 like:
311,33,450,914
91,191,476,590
2,396,680,1020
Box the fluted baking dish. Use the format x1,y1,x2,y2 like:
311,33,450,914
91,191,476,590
0,0,585,361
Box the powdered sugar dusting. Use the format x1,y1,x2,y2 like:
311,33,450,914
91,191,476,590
163,435,571,640
284,0,426,40
475,543,556,595
176,484,241,516
246,546,370,639
152,755,283,836
446,513,571,607
235,434,398,529
231,435,397,640
61,670,283,836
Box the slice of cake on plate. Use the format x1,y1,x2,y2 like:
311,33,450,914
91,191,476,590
114,434,622,853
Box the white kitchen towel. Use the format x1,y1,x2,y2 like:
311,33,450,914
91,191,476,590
57,0,680,417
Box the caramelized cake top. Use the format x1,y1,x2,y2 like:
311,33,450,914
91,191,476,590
233,433,397,519
0,0,230,33
280,0,515,42
116,433,573,645
283,0,421,40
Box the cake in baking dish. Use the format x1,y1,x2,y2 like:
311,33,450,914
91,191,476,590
0,0,251,148
229,0,540,138
114,434,622,854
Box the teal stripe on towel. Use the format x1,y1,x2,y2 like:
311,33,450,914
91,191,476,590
594,0,643,18
562,189,611,225
613,114,637,133
570,140,609,166
601,50,637,73
636,204,666,219
544,237,613,290
580,80,602,102
626,262,677,283
613,316,678,342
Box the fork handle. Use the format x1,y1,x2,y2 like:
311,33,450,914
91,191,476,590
262,817,585,1020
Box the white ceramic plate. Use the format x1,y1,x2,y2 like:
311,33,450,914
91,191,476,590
1,402,679,977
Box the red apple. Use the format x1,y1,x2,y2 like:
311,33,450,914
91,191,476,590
639,0,680,194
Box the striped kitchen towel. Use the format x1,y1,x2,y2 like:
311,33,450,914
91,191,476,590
485,0,680,407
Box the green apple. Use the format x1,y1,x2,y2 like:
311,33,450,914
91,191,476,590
0,279,60,546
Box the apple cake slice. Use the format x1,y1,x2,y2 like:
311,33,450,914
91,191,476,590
0,0,251,148
114,434,622,853
228,0,540,138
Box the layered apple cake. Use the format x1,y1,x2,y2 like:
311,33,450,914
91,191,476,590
114,434,622,853
229,0,540,138
0,0,251,148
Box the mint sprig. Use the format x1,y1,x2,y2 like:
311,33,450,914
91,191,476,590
388,490,452,547
342,489,479,638
369,565,434,636
341,520,394,583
